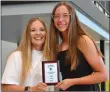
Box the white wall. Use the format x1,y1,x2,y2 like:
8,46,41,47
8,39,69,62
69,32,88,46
1,40,17,76
104,42,109,75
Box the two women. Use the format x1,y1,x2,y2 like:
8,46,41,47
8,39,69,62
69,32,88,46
2,1,108,91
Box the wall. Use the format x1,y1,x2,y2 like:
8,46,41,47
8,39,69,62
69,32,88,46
104,42,109,75
1,40,17,76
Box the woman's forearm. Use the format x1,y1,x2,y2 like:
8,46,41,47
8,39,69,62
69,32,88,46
72,72,108,85
1,84,25,92
2,83,47,92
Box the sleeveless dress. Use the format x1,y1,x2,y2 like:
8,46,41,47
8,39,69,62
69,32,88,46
58,49,100,91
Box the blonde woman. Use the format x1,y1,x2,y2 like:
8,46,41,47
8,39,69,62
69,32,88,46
49,2,108,91
2,17,51,91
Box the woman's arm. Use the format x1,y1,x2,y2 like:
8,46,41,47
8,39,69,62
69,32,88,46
2,51,48,91
1,84,25,92
76,35,108,84
56,35,108,90
2,83,47,91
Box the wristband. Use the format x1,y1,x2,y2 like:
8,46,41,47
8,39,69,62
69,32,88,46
24,86,30,92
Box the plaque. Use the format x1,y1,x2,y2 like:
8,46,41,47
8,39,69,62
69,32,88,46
42,61,59,85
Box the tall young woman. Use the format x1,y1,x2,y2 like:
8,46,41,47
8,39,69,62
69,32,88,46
49,2,108,91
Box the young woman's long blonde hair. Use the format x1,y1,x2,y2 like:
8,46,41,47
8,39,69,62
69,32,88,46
15,17,51,84
49,2,103,70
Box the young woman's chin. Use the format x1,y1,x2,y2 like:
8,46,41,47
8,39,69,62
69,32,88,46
35,42,44,46
58,28,68,32
32,41,44,47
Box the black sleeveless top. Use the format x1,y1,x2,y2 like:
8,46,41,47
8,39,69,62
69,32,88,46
58,49,100,91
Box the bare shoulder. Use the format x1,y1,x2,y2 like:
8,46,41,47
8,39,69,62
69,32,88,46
78,35,93,46
78,35,97,53
77,35,101,63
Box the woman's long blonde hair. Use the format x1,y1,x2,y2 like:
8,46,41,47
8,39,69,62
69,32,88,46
49,2,103,70
15,17,51,84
